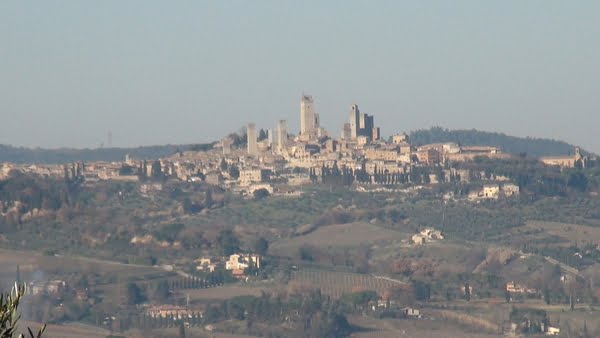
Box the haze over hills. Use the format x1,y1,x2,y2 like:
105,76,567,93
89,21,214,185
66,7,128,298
0,143,214,165
0,127,585,164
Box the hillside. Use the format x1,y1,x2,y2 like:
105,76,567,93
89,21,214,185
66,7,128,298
0,142,215,164
409,127,582,158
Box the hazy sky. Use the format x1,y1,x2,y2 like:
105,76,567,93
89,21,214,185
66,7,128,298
1,1,599,151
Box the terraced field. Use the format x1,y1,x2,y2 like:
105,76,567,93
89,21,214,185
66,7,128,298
291,268,405,298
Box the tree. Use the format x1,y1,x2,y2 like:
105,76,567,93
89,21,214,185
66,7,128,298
202,305,222,324
464,282,471,302
151,280,170,303
178,321,186,338
229,165,240,179
1,283,46,338
217,230,240,256
567,171,588,192
298,244,316,262
258,129,268,141
253,237,269,256
219,159,228,171
544,288,550,305
570,293,574,311
125,283,144,305
253,188,270,200
151,160,162,179
204,189,213,207
118,164,134,176
411,280,431,301
343,290,378,308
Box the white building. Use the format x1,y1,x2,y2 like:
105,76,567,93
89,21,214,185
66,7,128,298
412,228,444,245
392,133,409,144
239,168,270,186
502,183,520,196
225,254,261,270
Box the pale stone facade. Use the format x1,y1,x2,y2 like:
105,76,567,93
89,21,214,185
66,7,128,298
225,254,261,270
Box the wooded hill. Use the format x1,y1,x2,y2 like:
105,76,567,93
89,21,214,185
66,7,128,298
409,127,584,158
0,142,215,164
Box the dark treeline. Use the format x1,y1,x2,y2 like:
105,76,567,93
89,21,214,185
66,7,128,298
201,291,353,338
109,290,353,338
0,171,75,216
454,157,595,195
409,127,583,157
315,156,597,197
0,143,214,164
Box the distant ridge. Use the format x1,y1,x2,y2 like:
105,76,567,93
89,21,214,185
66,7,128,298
408,127,583,158
0,128,587,164
0,143,214,164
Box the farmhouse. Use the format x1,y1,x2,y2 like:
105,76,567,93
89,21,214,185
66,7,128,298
506,281,537,294
546,326,561,335
469,183,519,200
502,183,520,196
195,257,217,272
225,254,261,270
30,280,68,296
412,228,444,245
401,307,421,318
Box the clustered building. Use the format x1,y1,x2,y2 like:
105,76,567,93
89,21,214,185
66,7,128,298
206,93,529,196
343,104,378,142
0,93,586,200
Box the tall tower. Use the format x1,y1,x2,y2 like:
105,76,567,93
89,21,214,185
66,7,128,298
267,129,274,147
300,94,315,135
349,104,360,139
341,123,351,140
359,113,374,139
277,120,288,152
222,138,232,156
247,123,257,156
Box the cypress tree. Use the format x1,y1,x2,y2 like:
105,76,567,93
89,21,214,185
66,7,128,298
179,321,186,338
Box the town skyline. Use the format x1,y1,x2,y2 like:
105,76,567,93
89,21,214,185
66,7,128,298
1,1,599,151
0,91,597,154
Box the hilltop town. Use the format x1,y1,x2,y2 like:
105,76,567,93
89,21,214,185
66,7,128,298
1,94,593,201
1,96,600,338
